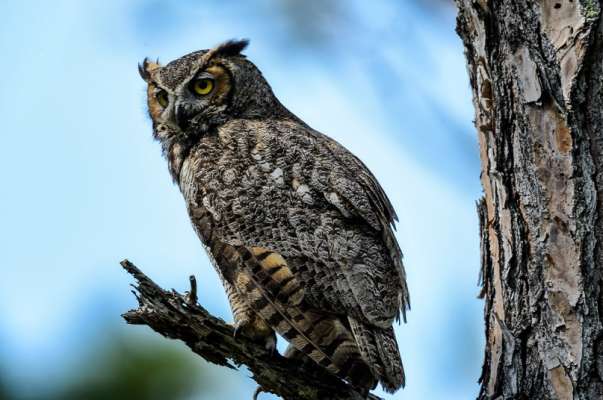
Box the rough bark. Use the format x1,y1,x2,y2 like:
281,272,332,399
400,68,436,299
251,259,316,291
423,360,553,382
120,260,382,400
456,1,603,399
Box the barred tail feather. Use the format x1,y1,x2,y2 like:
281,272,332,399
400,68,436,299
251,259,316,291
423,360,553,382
375,328,405,391
348,317,405,392
234,246,376,390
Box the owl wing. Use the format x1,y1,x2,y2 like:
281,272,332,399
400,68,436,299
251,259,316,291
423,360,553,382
310,129,409,321
185,120,407,389
193,120,407,329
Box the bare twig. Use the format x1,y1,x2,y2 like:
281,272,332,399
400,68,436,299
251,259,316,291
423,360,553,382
120,259,382,400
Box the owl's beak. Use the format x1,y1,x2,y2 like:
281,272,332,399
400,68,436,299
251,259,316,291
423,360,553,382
174,104,190,132
174,104,183,128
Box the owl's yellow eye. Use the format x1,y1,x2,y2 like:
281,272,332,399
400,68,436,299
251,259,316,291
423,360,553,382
192,78,214,96
156,90,169,108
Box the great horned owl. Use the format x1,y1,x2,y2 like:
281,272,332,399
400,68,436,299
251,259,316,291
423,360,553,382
139,39,409,394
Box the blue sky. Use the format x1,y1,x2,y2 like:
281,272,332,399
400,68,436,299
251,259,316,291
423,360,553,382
0,1,483,399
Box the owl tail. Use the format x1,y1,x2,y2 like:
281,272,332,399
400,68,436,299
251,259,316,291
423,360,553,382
232,246,378,391
348,317,405,393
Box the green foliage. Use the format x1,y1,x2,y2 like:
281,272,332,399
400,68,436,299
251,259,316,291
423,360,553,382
0,376,10,400
51,333,207,400
584,0,600,19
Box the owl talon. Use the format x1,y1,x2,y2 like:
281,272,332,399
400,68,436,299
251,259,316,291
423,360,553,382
265,334,277,355
231,319,253,339
232,321,244,338
231,320,276,355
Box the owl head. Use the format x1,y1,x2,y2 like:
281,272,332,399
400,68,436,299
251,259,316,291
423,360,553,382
139,39,288,147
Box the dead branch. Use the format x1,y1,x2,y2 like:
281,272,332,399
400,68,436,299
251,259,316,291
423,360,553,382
120,259,382,400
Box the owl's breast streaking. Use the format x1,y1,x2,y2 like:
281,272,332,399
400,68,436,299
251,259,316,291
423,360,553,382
180,119,316,248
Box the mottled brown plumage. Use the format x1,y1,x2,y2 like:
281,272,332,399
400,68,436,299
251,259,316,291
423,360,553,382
139,39,409,393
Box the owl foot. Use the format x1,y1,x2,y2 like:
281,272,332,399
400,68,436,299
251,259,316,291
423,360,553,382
231,319,277,355
231,318,257,339
283,343,314,367
264,333,277,355
231,320,246,338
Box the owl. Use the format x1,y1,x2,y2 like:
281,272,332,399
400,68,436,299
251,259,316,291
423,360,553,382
139,39,409,394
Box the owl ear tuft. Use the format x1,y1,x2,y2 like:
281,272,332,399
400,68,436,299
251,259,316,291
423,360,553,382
208,39,249,59
138,57,161,82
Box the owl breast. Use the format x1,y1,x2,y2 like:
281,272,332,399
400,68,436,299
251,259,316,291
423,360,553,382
179,120,317,251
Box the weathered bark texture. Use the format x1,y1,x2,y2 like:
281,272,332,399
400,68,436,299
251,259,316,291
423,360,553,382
120,260,382,400
456,1,603,399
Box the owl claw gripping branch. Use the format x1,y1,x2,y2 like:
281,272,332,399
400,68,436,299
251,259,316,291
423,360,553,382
139,39,410,394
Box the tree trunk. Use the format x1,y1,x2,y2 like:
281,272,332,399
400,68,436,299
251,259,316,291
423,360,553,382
455,1,603,399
